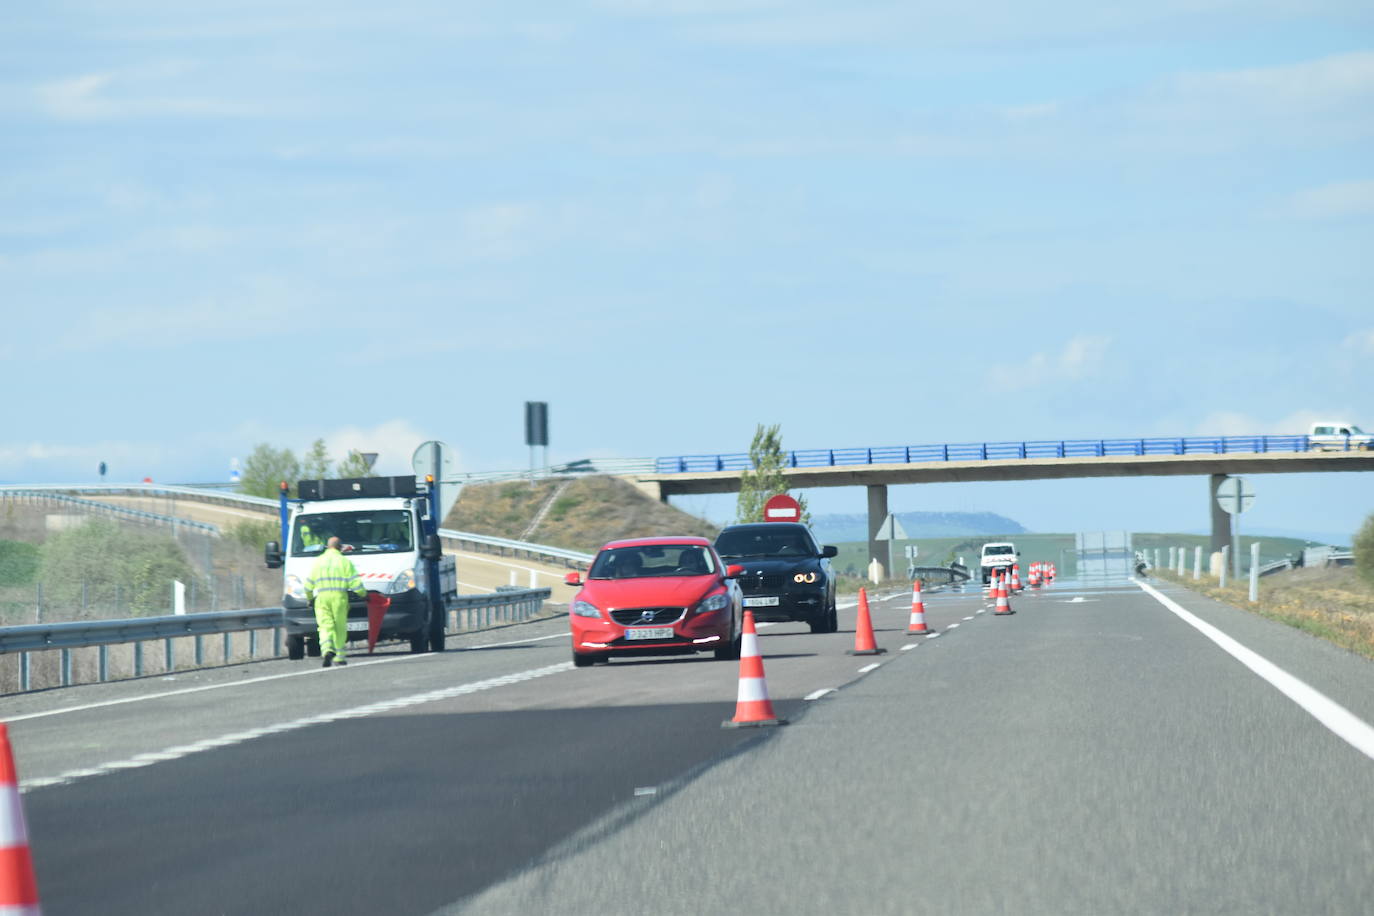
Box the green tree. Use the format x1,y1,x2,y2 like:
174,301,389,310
336,449,376,479
238,443,301,499
301,438,332,480
37,518,200,617
734,423,808,524
1354,511,1374,588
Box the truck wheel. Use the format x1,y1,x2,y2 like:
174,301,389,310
286,635,305,661
428,623,445,653
409,631,427,653
305,636,322,657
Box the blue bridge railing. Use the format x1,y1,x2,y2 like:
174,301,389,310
654,435,1323,474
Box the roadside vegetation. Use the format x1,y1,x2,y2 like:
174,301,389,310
1153,562,1374,661
237,439,376,499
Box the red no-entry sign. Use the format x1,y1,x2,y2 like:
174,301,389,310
763,493,801,522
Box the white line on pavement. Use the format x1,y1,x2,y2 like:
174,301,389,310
1134,578,1374,763
19,662,574,792
900,644,918,652
804,688,836,701
946,623,960,630
5,632,567,723
857,663,881,673
963,616,974,621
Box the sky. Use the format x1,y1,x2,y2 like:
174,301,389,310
2,1,1373,542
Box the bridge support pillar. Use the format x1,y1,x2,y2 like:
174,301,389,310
867,484,888,580
1209,473,1231,556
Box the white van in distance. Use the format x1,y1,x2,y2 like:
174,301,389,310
1308,421,1374,451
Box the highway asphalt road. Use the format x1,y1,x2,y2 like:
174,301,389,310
10,576,1374,915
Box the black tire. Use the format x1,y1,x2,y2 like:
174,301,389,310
409,630,427,653
286,634,305,661
573,651,595,668
826,599,839,633
714,628,742,660
305,636,322,657
428,607,446,653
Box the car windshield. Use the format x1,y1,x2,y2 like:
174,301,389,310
291,510,414,557
984,545,1015,556
1351,426,1366,434
589,545,715,579
715,529,814,558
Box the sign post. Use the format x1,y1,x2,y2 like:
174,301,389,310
1215,476,1255,581
412,440,460,521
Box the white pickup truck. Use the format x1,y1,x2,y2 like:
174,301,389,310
979,542,1018,584
1308,421,1374,451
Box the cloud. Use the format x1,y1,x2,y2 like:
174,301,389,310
1193,409,1353,436
34,65,262,121
1342,328,1374,355
318,420,451,477
989,334,1112,390
1288,180,1374,219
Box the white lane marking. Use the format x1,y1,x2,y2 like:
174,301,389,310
5,631,568,724
19,662,574,792
946,623,960,630
633,786,657,797
858,663,881,673
925,632,941,639
1134,578,1374,762
975,608,986,615
900,644,918,652
962,616,974,621
804,688,836,701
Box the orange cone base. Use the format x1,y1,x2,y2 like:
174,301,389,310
722,716,788,728
846,647,888,656
994,609,1016,615
907,625,931,634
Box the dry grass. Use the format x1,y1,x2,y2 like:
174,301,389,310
444,475,720,555
1154,564,1374,660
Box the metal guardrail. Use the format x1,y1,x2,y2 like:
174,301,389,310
1257,559,1294,577
906,564,973,586
0,484,594,567
0,489,220,534
653,434,1338,473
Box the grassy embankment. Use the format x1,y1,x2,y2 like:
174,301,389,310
1152,563,1374,661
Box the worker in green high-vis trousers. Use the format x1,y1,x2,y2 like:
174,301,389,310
304,537,366,667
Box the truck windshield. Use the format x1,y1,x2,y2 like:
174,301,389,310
292,510,414,557
984,546,1014,556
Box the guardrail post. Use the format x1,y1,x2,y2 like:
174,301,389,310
195,634,204,666
273,627,282,658
249,628,258,659
223,632,231,663
20,652,29,692
99,645,109,682
1249,542,1261,602
1193,546,1202,580
61,648,71,686
135,641,144,677
164,638,174,672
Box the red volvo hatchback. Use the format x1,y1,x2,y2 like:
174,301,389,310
566,537,744,667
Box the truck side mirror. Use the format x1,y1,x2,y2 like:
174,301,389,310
420,534,442,562
265,541,283,569
820,545,838,559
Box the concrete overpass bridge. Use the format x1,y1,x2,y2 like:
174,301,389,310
630,435,1374,577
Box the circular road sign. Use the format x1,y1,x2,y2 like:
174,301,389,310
1215,476,1255,515
763,493,802,523
411,440,457,481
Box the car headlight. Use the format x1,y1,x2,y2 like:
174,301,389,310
285,574,306,600
697,592,730,613
793,571,819,584
572,600,602,618
387,569,417,594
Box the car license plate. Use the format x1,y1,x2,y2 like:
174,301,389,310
744,596,779,607
346,621,369,632
624,627,674,640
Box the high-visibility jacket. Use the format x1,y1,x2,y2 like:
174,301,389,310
304,548,366,604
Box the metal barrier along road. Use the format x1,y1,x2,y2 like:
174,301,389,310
655,435,1319,473
0,588,554,694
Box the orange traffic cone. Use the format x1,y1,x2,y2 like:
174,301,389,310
994,578,1015,615
1011,564,1022,592
907,579,931,635
0,724,41,916
723,611,786,728
1028,563,1040,588
848,587,886,655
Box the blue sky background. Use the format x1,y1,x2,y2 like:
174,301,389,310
3,1,1372,541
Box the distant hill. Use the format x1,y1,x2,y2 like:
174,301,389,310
809,511,1027,544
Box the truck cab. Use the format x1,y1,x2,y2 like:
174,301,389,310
979,542,1018,584
265,476,456,660
1308,421,1374,451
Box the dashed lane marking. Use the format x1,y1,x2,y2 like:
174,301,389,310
900,644,918,652
19,661,574,792
804,688,836,701
857,663,881,673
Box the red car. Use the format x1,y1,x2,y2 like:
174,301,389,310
566,537,744,667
